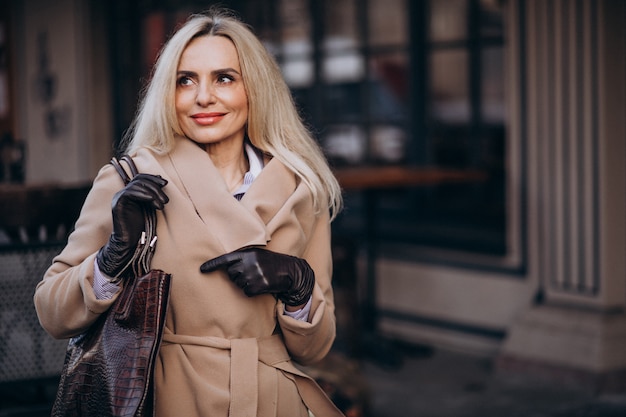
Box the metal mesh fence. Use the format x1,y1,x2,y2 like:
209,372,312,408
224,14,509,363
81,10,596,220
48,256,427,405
0,245,68,382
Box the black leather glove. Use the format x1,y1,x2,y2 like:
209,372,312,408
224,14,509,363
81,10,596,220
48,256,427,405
96,173,169,279
200,247,315,306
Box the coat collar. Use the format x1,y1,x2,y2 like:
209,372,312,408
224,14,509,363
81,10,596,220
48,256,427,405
164,136,298,253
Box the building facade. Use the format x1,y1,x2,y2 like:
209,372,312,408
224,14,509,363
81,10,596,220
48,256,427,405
2,0,625,391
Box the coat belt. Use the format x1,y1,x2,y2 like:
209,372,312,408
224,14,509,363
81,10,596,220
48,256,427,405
161,333,344,417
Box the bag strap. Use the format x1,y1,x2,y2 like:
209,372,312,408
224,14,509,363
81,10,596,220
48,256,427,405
120,155,139,177
108,154,158,279
110,154,137,185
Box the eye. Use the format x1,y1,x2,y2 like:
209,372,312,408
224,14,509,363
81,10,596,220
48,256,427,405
217,74,235,84
177,75,194,86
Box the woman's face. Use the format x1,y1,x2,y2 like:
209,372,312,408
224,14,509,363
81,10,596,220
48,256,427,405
175,35,248,147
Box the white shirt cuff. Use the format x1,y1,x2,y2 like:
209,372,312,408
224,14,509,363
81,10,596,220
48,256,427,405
283,296,312,322
93,258,121,300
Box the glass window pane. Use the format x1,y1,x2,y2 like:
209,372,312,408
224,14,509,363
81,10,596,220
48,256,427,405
322,82,363,121
431,127,471,167
369,53,409,123
429,0,468,42
244,0,279,43
282,59,314,87
279,0,311,48
429,50,470,123
323,50,364,83
370,124,407,164
323,0,360,48
279,0,314,87
481,46,506,123
322,0,364,83
368,0,408,47
322,124,367,165
480,0,504,38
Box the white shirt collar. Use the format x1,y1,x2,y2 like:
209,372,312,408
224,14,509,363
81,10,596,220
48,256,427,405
245,142,263,178
232,142,264,197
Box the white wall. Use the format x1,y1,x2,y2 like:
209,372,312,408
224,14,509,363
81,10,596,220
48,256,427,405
14,0,112,184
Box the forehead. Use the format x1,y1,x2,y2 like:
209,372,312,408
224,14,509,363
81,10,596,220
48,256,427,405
178,35,240,70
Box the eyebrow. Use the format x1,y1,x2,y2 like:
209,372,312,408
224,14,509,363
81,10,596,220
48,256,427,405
177,68,241,77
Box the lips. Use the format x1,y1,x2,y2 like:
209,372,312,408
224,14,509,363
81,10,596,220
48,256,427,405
191,112,226,125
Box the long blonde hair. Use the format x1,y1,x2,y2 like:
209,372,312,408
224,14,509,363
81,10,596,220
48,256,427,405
124,9,342,219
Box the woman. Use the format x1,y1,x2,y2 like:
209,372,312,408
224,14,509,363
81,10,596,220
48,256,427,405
34,9,344,417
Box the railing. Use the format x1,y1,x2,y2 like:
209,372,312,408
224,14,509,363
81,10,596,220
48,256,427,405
0,183,90,383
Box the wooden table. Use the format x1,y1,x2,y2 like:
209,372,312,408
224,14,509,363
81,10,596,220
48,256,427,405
334,165,487,190
332,166,487,360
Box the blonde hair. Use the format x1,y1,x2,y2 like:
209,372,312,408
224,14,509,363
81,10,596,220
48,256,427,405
124,9,342,219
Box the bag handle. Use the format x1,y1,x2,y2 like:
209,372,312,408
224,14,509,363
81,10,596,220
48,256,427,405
120,155,139,177
108,155,160,321
110,154,138,184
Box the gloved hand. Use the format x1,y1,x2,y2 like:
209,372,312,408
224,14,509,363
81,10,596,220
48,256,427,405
96,173,169,279
200,247,315,307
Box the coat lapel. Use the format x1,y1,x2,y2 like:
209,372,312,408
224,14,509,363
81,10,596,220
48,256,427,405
239,157,298,226
164,137,297,253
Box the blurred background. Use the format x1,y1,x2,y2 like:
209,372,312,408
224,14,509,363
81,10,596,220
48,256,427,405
0,0,625,416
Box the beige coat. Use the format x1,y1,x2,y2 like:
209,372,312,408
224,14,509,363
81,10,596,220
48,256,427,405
34,137,344,417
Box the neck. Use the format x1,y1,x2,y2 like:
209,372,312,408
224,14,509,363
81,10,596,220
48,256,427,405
205,140,248,192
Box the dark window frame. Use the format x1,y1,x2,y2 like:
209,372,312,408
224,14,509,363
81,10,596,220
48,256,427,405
107,0,512,263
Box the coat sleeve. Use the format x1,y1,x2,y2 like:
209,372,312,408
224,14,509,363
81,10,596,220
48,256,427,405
276,209,337,366
33,164,124,339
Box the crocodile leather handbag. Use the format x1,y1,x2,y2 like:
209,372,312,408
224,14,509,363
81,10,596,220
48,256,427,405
51,155,171,417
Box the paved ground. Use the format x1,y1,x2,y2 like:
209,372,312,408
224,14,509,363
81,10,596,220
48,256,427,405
1,342,626,417
360,346,626,417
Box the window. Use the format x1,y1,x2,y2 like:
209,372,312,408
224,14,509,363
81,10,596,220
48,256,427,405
420,0,507,255
110,0,509,261
248,0,507,258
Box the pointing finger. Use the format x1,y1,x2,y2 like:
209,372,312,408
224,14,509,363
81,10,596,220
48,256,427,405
200,253,241,273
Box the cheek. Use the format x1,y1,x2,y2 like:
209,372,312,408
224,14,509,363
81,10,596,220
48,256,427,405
238,99,249,124
174,95,183,116
175,89,194,111
233,87,249,113
175,96,190,128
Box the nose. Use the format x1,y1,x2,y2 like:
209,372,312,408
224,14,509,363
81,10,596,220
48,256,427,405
196,81,215,106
